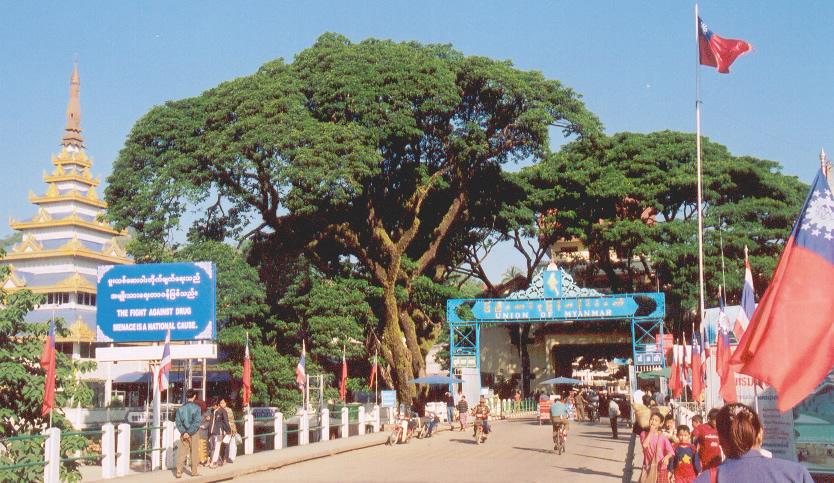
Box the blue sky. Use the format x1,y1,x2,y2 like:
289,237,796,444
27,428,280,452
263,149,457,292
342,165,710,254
2,1,832,280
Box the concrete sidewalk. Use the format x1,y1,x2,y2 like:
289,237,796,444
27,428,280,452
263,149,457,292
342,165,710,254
85,431,391,483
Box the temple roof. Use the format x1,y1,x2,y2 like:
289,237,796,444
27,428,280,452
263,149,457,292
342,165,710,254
61,63,84,150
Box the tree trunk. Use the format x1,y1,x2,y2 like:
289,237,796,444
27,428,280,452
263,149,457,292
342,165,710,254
379,285,417,404
520,324,532,397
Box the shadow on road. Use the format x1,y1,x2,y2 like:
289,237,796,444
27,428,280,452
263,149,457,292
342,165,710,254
449,438,478,445
573,453,624,463
576,443,615,451
512,446,553,455
553,465,623,479
622,433,637,483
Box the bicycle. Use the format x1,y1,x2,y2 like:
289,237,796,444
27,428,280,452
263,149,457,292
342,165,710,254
551,418,567,455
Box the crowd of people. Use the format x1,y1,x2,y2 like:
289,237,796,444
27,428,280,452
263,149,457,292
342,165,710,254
634,402,813,483
173,390,240,478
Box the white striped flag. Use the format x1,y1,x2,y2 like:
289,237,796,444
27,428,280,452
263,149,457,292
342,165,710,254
734,246,755,340
295,340,306,390
158,330,171,393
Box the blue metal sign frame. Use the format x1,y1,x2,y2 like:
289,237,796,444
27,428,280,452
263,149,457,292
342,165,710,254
446,269,667,398
96,262,217,342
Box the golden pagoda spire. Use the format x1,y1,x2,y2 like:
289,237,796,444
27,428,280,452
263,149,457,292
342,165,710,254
61,63,85,151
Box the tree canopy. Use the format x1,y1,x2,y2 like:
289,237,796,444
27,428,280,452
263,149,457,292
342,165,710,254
528,131,807,330
106,33,601,401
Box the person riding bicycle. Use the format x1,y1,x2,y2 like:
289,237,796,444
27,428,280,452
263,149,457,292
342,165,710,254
550,394,570,451
472,396,491,438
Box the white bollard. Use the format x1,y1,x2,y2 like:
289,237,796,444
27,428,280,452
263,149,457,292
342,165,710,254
357,406,366,435
101,423,115,479
340,407,349,439
299,410,309,445
320,409,330,442
244,414,254,455
42,427,60,483
116,423,130,477
372,405,380,433
273,412,284,450
161,421,175,471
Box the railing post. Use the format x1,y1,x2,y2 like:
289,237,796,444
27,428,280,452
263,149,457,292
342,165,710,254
151,423,161,471
372,405,380,433
320,408,329,442
357,406,366,435
340,407,349,439
244,414,254,455
273,412,283,450
101,423,115,479
299,410,309,445
42,427,60,483
116,423,130,477
161,421,175,471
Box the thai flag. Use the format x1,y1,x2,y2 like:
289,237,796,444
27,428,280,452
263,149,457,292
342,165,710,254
698,16,752,74
295,340,306,390
158,330,172,393
734,250,756,340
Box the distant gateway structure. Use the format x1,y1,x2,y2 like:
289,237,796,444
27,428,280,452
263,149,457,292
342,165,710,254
446,268,666,403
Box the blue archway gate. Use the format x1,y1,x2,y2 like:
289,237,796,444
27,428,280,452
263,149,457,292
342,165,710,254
446,268,666,403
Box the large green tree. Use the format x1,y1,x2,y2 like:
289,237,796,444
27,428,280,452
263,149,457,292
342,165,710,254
528,131,807,330
106,33,600,401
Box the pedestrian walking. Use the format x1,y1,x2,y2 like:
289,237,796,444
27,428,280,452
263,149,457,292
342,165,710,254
445,391,455,428
575,389,587,422
208,397,231,468
693,403,812,483
608,396,621,439
456,395,469,431
669,425,700,483
639,412,674,483
692,408,722,471
223,401,238,463
175,390,202,478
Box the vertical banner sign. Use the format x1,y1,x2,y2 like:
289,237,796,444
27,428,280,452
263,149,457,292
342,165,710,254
756,388,797,462
96,262,217,342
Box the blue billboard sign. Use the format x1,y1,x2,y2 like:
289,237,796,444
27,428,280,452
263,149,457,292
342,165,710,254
635,352,664,366
468,293,664,322
96,262,217,342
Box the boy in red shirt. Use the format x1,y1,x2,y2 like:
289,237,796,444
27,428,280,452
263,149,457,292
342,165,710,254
691,409,722,470
669,425,701,483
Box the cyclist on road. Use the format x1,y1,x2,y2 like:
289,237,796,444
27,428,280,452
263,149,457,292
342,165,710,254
473,396,491,439
550,394,570,451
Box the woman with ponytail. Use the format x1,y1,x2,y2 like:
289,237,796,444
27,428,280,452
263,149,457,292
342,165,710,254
693,403,812,482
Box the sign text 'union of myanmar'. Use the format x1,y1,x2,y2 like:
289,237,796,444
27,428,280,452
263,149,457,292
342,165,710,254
96,262,217,342
470,293,664,321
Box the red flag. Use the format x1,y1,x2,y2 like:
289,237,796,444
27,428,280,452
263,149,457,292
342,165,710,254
668,343,682,399
40,319,57,417
368,352,377,389
339,347,348,401
733,169,834,411
691,329,704,401
698,17,752,73
242,336,252,406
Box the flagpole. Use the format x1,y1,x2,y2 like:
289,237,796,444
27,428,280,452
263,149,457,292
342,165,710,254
695,2,714,411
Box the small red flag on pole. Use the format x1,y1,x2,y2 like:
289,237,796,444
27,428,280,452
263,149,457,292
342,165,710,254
339,346,348,401
242,333,252,407
368,351,377,389
40,318,57,418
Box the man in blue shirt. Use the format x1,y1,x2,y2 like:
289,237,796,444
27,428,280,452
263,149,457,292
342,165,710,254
550,395,570,451
175,390,203,478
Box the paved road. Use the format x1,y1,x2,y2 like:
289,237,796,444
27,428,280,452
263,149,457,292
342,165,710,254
239,418,638,483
